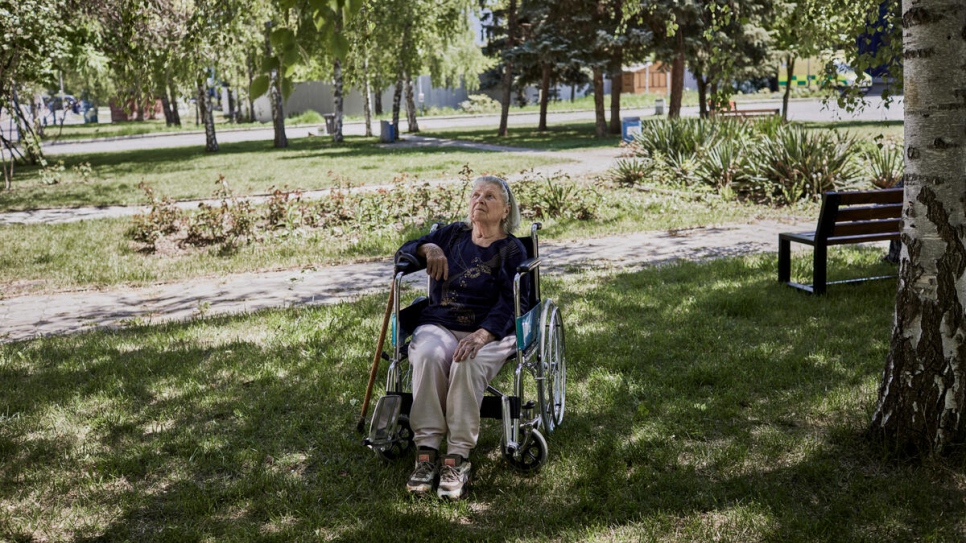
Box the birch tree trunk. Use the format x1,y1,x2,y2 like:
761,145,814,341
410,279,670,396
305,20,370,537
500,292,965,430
265,23,287,148
333,58,345,143
197,80,219,153
404,72,419,133
362,55,373,137
871,0,966,456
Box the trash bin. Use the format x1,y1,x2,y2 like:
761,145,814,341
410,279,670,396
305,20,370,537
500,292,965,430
654,98,666,116
380,120,395,143
323,113,336,135
621,116,641,143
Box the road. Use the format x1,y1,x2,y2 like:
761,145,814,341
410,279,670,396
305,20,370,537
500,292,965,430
39,96,903,156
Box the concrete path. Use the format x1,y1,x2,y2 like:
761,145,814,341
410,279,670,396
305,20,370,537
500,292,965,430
0,220,813,343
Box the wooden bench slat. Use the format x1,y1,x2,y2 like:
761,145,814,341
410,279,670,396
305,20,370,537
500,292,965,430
834,188,903,205
835,203,903,222
831,219,902,238
827,232,901,245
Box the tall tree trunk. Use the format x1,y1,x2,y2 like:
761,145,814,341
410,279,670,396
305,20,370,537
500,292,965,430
696,73,708,118
374,90,383,116
265,22,288,148
782,55,795,123
392,76,403,130
246,48,257,122
669,31,685,119
160,89,174,126
592,67,606,138
197,79,219,152
404,72,419,133
168,82,181,126
226,82,236,123
499,0,517,137
609,64,623,135
538,63,551,131
333,57,345,143
362,55,373,137
871,0,966,456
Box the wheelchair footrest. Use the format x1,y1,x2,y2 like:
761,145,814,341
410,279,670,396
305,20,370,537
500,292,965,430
482,395,519,420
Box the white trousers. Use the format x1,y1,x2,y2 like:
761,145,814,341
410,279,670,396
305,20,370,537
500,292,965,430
409,324,516,458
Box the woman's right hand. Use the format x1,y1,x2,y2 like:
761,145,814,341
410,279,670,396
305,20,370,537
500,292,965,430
420,243,449,281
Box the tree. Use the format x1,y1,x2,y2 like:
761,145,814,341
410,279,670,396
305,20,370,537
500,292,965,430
0,0,74,188
688,0,773,118
871,0,966,456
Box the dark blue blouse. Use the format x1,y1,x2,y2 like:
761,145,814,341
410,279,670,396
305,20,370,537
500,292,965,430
397,223,529,339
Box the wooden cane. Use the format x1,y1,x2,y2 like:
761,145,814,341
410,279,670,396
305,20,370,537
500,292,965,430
356,280,395,433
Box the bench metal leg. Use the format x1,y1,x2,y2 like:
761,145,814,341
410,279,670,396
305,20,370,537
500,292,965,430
778,238,791,283
813,244,828,296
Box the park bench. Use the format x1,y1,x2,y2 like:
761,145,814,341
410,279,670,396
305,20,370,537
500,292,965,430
715,107,780,118
778,187,903,295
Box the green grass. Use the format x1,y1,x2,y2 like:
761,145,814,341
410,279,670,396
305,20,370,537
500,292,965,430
420,122,624,151
1,137,568,211
3,249,963,542
0,184,810,295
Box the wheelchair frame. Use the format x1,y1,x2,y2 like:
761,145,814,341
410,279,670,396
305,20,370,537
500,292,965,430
362,223,566,471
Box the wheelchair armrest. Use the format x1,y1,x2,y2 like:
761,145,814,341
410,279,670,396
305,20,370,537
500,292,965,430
516,257,540,274
394,252,425,275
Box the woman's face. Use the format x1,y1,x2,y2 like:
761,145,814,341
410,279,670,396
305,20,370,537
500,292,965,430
468,182,508,229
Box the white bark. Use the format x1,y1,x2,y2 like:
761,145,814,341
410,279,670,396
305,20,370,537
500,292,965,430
872,0,966,453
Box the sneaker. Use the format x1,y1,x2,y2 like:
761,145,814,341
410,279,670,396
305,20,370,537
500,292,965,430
406,450,438,495
437,454,471,500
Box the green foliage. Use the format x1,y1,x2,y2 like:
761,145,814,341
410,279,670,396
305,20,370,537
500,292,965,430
458,94,502,114
127,183,182,244
863,135,904,189
614,118,870,204
514,170,602,221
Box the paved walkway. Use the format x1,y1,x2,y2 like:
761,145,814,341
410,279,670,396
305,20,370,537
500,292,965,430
0,220,812,343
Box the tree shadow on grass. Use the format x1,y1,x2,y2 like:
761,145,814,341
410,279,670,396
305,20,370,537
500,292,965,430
2,256,963,542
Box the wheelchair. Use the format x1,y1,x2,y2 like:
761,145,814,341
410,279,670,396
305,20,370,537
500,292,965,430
362,223,566,471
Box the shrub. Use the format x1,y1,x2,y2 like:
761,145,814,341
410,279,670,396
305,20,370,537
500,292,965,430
515,171,601,221
758,126,863,204
617,118,870,205
864,136,904,189
458,94,501,114
128,182,183,245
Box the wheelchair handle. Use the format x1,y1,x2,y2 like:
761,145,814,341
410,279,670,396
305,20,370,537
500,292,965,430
394,252,421,275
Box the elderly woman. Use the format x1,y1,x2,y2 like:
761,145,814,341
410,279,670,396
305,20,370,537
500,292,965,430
395,175,527,500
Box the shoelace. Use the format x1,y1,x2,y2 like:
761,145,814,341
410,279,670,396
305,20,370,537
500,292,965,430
439,464,460,483
413,461,435,480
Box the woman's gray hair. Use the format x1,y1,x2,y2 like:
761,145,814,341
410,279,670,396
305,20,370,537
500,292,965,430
466,175,521,235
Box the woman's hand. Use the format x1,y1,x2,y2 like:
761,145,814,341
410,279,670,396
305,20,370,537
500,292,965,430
453,329,496,362
419,243,449,281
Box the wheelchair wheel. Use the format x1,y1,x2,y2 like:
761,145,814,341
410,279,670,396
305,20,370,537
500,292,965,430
373,414,414,461
501,428,548,472
538,302,566,433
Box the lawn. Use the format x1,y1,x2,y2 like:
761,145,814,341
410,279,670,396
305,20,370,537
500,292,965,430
1,137,569,211
0,180,809,296
2,249,962,542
